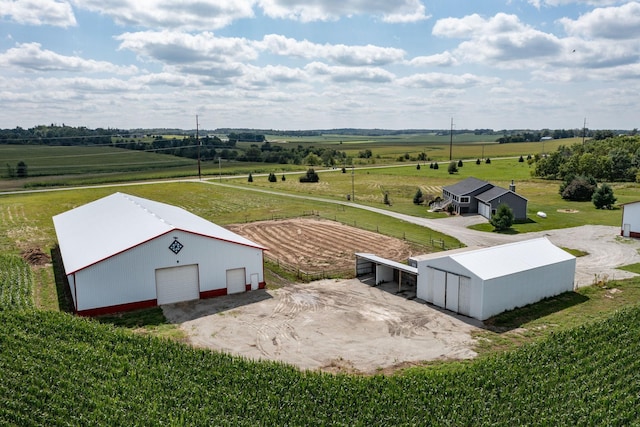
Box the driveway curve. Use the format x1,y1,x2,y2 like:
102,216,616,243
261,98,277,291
206,181,640,288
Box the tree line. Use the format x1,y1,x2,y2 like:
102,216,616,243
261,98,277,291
533,135,640,182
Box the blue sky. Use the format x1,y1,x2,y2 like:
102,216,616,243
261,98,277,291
1,0,638,131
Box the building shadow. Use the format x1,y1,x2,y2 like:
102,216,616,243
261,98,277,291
50,245,74,313
160,289,274,324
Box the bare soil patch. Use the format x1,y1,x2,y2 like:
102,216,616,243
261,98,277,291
227,218,418,273
557,209,579,213
21,247,51,266
163,279,479,374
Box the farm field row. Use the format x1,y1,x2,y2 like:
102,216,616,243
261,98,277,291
1,296,640,424
0,136,571,191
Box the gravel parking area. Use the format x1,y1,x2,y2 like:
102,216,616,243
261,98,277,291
163,279,480,374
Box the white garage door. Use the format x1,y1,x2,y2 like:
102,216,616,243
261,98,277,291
226,268,246,294
155,264,200,305
479,202,490,218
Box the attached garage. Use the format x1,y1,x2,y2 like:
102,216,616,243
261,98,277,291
414,238,576,320
53,192,267,316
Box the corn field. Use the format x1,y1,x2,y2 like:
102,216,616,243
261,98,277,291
1,304,639,425
0,254,33,310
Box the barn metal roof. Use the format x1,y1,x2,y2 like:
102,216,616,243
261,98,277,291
448,237,574,280
355,253,418,275
53,192,266,274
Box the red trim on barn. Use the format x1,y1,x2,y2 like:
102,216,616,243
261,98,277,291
76,299,158,317
259,281,266,289
200,288,228,299
622,230,640,238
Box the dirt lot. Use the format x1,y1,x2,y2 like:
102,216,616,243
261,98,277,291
163,279,480,374
226,218,418,273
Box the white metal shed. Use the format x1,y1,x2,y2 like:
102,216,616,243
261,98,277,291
53,192,266,316
621,201,640,238
414,238,576,320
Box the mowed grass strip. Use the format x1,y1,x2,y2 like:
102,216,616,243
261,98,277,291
1,303,640,425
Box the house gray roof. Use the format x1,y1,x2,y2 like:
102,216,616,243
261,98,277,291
476,186,528,203
442,177,492,196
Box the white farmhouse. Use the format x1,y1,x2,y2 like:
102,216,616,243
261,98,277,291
53,192,266,316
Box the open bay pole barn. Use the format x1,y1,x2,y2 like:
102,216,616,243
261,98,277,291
53,192,266,316
412,238,576,320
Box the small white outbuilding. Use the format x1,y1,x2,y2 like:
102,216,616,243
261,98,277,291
621,201,640,238
53,192,266,316
412,238,576,320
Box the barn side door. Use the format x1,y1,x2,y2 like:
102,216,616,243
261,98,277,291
623,223,631,237
445,273,459,312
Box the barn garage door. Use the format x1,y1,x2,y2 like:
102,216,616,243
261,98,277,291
226,268,246,294
155,264,200,305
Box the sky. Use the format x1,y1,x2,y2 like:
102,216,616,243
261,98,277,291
1,1,639,131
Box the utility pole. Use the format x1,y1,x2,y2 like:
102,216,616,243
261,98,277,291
351,165,355,202
449,117,454,161
196,115,201,180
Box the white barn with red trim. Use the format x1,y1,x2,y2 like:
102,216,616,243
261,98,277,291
621,201,640,238
53,192,266,316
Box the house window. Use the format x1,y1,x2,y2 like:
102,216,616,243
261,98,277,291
460,196,470,203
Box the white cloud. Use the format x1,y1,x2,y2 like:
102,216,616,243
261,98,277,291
398,72,499,88
434,13,562,68
0,42,138,74
72,0,255,30
257,0,429,23
559,2,640,39
116,31,258,64
259,34,406,66
408,51,458,67
528,0,623,7
305,62,395,83
0,0,76,27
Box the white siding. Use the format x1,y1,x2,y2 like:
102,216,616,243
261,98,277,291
445,272,459,312
73,230,263,312
622,202,640,235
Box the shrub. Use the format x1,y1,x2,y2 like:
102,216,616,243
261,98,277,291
299,168,319,183
433,162,439,170
413,188,424,205
457,159,463,167
485,157,491,164
448,161,458,174
268,172,277,183
592,183,616,209
281,174,286,181
416,164,421,170
476,158,481,165
560,175,596,201
383,192,391,205
490,204,514,231
519,155,524,162
248,173,253,183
